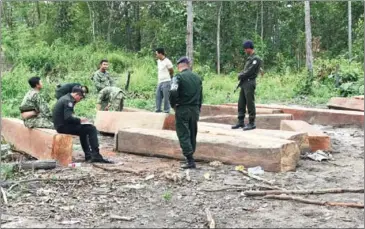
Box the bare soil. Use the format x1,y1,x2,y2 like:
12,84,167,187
1,125,364,228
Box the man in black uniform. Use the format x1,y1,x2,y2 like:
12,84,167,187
55,83,89,100
232,40,262,131
169,57,203,169
52,86,112,163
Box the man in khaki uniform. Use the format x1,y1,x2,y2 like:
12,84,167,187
96,86,126,111
19,76,54,129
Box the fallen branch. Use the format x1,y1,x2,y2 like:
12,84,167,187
92,164,141,175
205,208,215,228
201,184,279,193
244,188,364,196
6,177,88,192
264,194,364,209
1,187,8,205
238,170,283,190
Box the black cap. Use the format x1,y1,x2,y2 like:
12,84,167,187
177,56,190,65
243,40,254,49
72,86,85,98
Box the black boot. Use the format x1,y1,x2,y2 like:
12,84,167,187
243,120,256,131
181,155,196,169
89,151,114,164
85,153,92,162
231,122,245,129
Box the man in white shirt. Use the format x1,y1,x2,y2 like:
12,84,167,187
155,48,174,113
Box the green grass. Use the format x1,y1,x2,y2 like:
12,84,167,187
1,40,363,119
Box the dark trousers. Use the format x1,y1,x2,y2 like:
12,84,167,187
57,124,102,159
237,79,256,124
175,105,200,158
155,81,171,113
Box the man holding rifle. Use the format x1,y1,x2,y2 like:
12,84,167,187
232,40,262,131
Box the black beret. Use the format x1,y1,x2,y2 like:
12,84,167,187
243,40,254,49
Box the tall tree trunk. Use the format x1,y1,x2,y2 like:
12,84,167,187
125,2,132,50
186,0,194,69
107,1,114,43
217,2,222,75
36,2,41,24
260,0,264,40
255,3,259,34
135,2,141,51
304,1,313,75
87,2,95,42
348,1,352,60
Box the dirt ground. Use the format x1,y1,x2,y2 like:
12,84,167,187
1,125,364,228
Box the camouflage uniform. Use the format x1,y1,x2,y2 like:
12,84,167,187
91,70,114,92
97,86,125,111
19,89,54,129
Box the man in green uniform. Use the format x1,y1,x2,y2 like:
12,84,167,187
169,57,203,169
96,86,126,111
232,40,262,131
52,86,112,163
19,76,54,129
91,59,114,92
55,83,89,100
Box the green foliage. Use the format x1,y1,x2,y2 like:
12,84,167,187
0,164,14,180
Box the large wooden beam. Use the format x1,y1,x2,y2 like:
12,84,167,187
200,104,282,116
94,111,175,134
251,104,364,128
198,122,308,152
1,118,73,166
199,114,293,130
280,120,331,152
116,128,300,172
327,97,364,112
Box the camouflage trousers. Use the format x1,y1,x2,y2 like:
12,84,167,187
108,92,124,111
24,117,54,129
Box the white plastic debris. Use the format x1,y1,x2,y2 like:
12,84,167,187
247,166,265,175
305,150,333,162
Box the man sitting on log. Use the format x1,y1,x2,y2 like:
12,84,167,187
55,82,89,100
96,86,126,111
52,86,113,163
19,76,54,129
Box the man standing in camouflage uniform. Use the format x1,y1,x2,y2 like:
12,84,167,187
232,40,262,131
96,86,126,111
91,59,114,92
19,76,54,129
169,57,203,169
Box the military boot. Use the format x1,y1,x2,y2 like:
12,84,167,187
88,151,114,164
181,155,196,169
243,119,256,131
231,119,245,129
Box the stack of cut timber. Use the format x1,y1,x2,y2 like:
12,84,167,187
200,104,282,116
94,111,176,134
199,114,292,130
252,104,364,128
1,118,74,166
116,128,300,172
327,97,364,112
198,122,309,152
280,120,331,152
